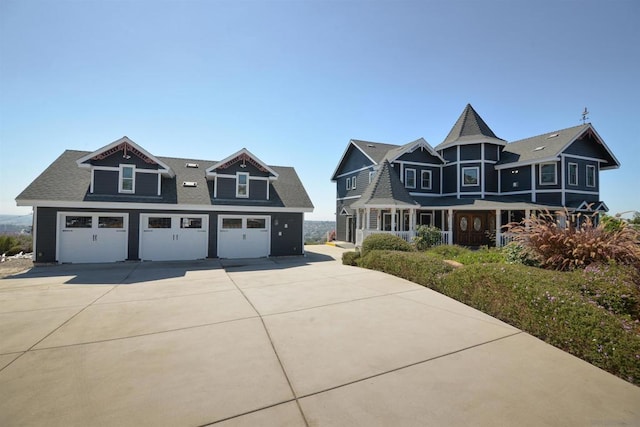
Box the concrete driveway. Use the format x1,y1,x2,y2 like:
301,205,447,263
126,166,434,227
0,245,638,426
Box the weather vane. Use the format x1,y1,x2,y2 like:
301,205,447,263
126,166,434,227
581,107,589,124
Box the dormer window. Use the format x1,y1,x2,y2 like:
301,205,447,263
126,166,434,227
404,169,416,189
119,165,135,193
236,172,249,198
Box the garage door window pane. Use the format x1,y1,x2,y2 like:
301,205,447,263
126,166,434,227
222,218,242,229
181,217,202,229
247,218,266,229
148,217,171,228
66,216,92,228
99,216,124,228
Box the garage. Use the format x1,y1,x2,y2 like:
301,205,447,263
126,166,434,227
139,214,209,261
218,215,270,258
57,212,128,263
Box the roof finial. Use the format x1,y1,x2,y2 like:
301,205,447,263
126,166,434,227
581,107,590,124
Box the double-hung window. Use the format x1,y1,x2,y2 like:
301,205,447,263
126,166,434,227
405,168,416,189
351,176,356,190
236,172,249,198
346,177,351,190
421,170,432,190
568,163,578,186
539,163,557,185
119,165,135,193
368,170,375,183
586,165,596,187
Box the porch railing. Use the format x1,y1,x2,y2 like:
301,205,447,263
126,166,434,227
498,232,516,247
355,229,452,248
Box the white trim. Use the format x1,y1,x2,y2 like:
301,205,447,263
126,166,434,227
351,176,357,190
17,199,313,213
213,176,218,198
481,143,485,198
335,165,373,179
369,170,375,183
118,164,136,193
539,162,557,186
564,153,607,163
531,164,536,202
206,148,279,178
567,162,578,186
435,135,507,151
90,169,95,194
92,165,119,171
564,189,599,195
396,160,443,167
456,146,460,198
586,165,596,188
157,174,161,196
459,159,496,165
208,172,272,181
420,170,432,190
32,207,37,258
461,166,479,187
495,156,560,170
76,136,174,178
336,195,361,201
346,177,351,191
560,155,565,205
404,168,416,189
236,172,250,198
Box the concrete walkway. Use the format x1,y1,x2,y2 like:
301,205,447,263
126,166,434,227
0,245,638,426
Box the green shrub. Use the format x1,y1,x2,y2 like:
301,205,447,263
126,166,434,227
412,225,443,250
0,234,32,255
454,247,505,264
361,233,412,256
0,235,16,254
507,210,640,271
426,244,470,259
437,263,640,385
342,251,361,266
358,250,452,288
502,242,541,267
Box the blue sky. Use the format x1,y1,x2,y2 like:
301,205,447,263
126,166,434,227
1,0,638,220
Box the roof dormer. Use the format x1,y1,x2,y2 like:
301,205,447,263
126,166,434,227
205,148,279,179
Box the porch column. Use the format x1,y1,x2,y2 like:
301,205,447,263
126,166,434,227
409,209,415,231
391,207,397,231
356,208,361,230
366,208,371,230
447,208,454,245
495,209,502,248
376,210,381,230
525,209,531,231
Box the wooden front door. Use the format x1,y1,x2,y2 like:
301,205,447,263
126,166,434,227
455,212,488,246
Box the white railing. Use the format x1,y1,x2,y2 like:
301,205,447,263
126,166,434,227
499,232,516,247
356,229,452,248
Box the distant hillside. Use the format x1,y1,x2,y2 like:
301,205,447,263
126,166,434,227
304,221,335,244
0,215,33,233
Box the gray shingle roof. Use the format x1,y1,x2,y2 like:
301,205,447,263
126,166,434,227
497,124,588,166
350,139,400,164
16,150,313,210
435,104,505,150
352,160,417,208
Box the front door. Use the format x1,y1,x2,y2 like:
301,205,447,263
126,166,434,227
455,212,488,246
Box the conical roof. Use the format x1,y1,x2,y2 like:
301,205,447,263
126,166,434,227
352,160,418,208
435,104,505,150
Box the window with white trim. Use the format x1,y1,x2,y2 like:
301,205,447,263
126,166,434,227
462,167,479,186
568,162,578,186
351,176,356,190
539,163,557,185
119,165,135,193
405,168,416,188
346,177,351,190
586,165,596,187
236,172,249,198
421,170,432,189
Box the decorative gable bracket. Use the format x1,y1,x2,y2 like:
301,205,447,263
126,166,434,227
206,148,279,179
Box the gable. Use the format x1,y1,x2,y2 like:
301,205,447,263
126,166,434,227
396,146,443,164
331,142,376,180
76,136,174,176
563,130,619,169
206,148,278,178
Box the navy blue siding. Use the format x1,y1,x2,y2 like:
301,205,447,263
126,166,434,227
460,144,481,161
442,147,457,162
89,155,160,170
500,166,531,192
270,213,304,256
34,207,57,263
335,145,374,177
564,136,608,160
443,165,457,193
397,149,442,165
215,162,271,177
536,193,562,205
93,170,118,194
485,167,498,193
485,144,501,161
136,173,157,196
564,157,599,192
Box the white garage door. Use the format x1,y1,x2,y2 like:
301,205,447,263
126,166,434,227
218,215,270,259
140,214,208,261
57,213,128,263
